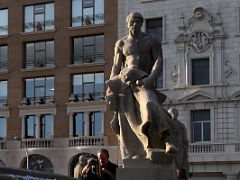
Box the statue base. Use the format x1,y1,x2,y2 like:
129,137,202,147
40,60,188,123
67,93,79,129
117,158,177,180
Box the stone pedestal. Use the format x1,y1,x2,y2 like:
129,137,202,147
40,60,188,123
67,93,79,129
117,159,177,180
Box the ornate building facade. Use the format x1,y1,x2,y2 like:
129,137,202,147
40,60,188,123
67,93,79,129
0,0,119,176
118,0,240,179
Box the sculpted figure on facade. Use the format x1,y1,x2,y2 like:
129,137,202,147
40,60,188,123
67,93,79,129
105,12,176,161
168,108,189,180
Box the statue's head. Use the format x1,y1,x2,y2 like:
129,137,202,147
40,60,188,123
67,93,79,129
126,12,143,30
168,108,178,120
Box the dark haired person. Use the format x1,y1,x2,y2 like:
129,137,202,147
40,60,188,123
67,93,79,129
82,149,117,180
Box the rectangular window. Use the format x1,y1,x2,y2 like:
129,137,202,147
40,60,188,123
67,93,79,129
40,114,53,138
73,112,84,137
0,117,6,139
73,35,104,64
72,0,104,27
0,9,8,36
24,3,54,32
146,18,163,88
192,58,209,85
0,45,7,71
0,80,7,107
73,72,104,101
90,111,103,136
25,77,54,105
25,115,36,138
25,40,54,69
191,110,210,142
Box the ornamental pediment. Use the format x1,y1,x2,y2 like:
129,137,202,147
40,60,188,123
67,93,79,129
175,7,224,52
231,91,240,99
178,90,216,103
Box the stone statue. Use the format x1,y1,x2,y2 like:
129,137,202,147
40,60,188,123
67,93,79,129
168,108,189,180
105,12,176,162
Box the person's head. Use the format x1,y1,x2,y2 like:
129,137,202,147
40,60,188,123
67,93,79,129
97,148,109,167
79,155,88,167
168,108,178,120
126,12,143,33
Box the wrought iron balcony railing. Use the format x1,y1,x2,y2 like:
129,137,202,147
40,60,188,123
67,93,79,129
25,57,54,69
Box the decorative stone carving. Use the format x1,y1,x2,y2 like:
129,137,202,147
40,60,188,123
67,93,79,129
224,60,233,79
171,64,178,83
189,31,210,52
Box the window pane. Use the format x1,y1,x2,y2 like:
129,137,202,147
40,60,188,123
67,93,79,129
146,18,163,41
0,117,6,138
72,0,82,26
26,116,35,138
24,6,34,32
193,123,201,142
41,115,53,138
0,81,7,100
95,35,104,62
91,112,102,136
74,113,84,136
45,3,54,30
46,41,54,66
73,38,83,63
73,75,83,95
203,122,210,141
26,43,34,67
0,46,8,71
0,9,8,35
46,77,54,96
95,0,104,24
192,58,209,85
146,18,163,88
26,79,34,98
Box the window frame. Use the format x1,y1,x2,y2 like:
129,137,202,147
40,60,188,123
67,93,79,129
191,109,211,143
72,72,104,101
0,9,8,36
24,2,54,32
145,17,164,89
191,58,210,86
25,40,54,69
24,76,54,105
73,34,104,64
71,0,104,27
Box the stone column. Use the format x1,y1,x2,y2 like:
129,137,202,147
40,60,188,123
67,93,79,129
69,113,73,137
35,115,40,139
84,112,90,136
21,116,25,138
101,112,104,135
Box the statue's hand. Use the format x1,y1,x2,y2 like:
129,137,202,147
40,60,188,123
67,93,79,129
136,77,154,88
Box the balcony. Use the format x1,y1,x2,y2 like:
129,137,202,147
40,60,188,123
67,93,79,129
69,136,106,147
189,143,240,162
73,53,104,65
21,96,54,106
20,139,54,149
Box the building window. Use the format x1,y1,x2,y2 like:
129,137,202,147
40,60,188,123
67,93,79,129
72,0,104,27
0,9,8,36
25,114,53,139
25,41,54,69
0,80,7,107
73,112,84,137
25,77,54,105
0,45,8,71
24,3,54,32
73,35,104,64
0,117,6,139
72,72,104,101
146,18,163,88
90,111,103,136
25,115,35,138
40,114,53,138
192,58,209,85
191,110,210,142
